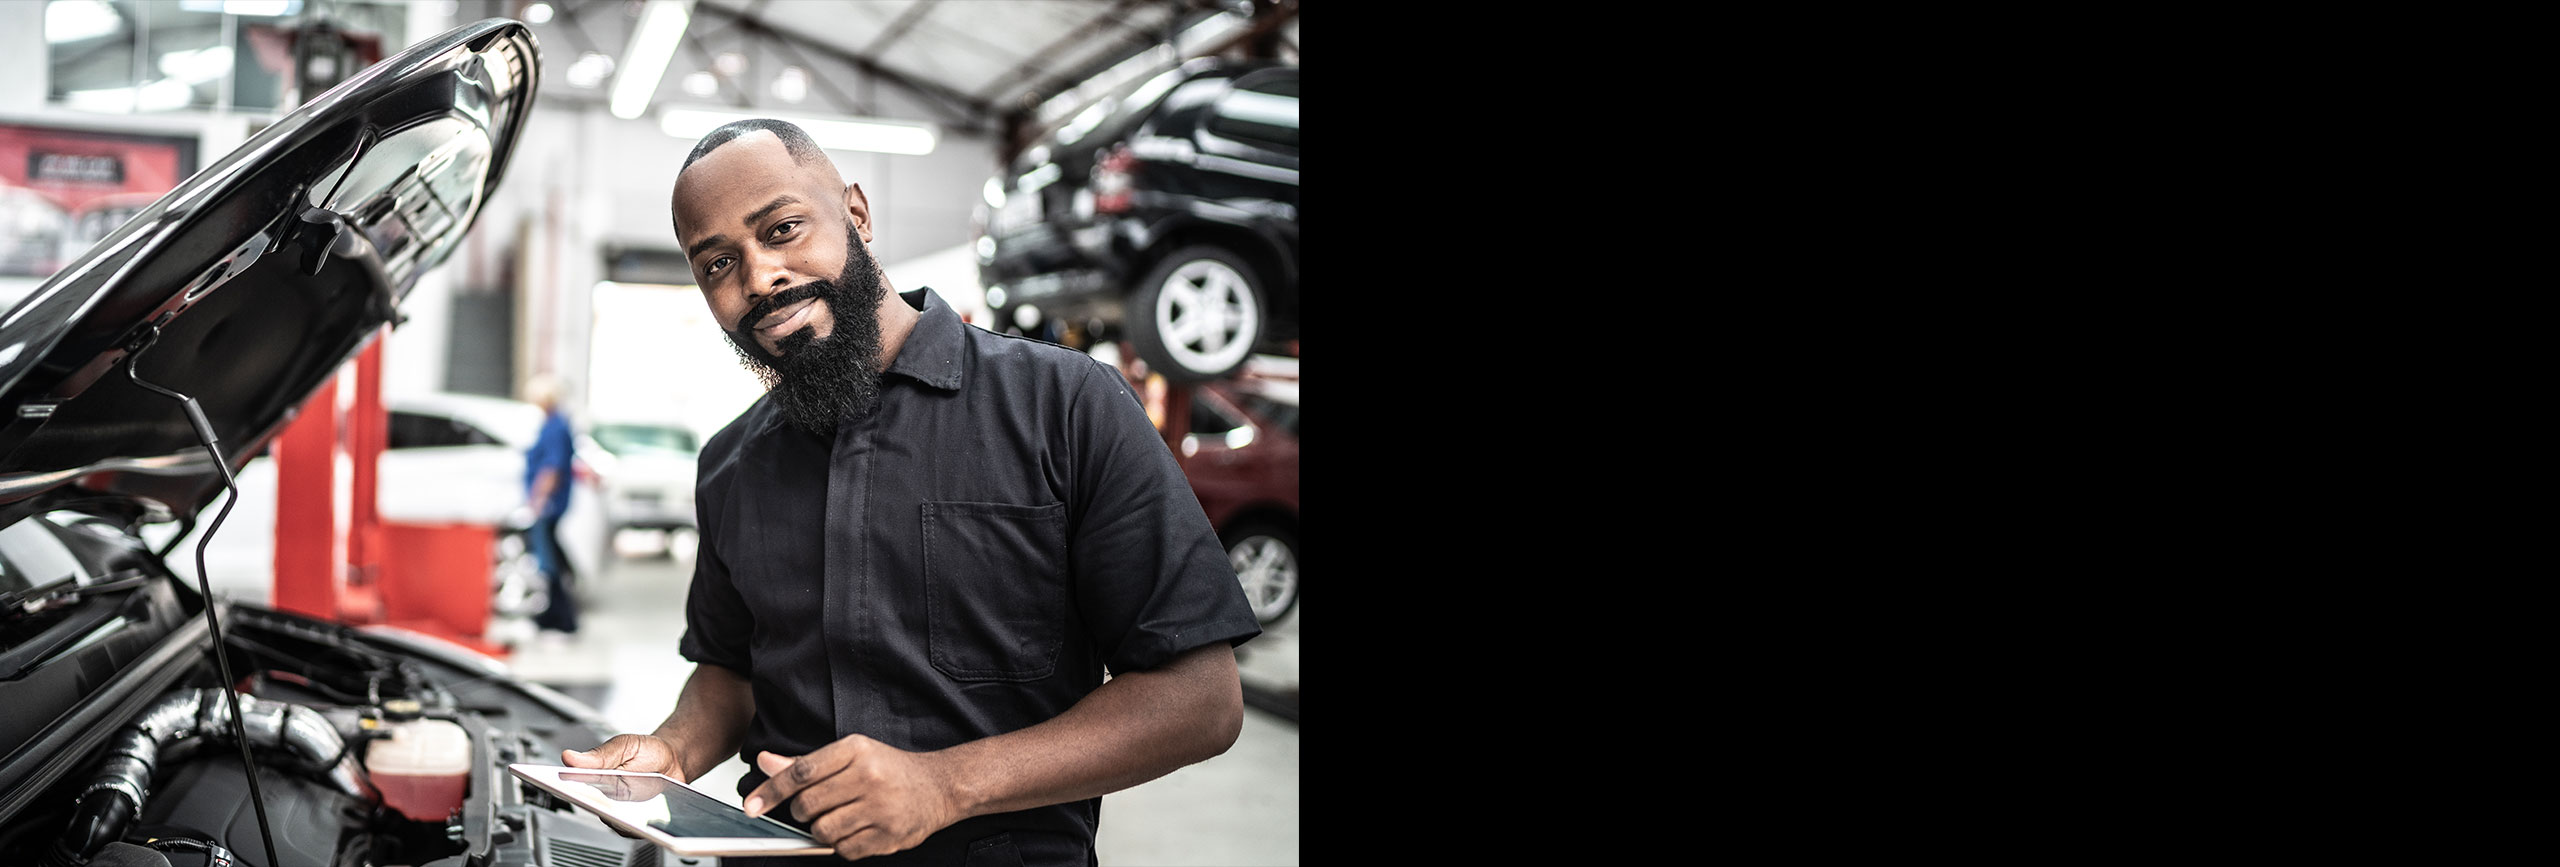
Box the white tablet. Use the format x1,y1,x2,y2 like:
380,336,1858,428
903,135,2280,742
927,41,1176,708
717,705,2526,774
508,763,834,857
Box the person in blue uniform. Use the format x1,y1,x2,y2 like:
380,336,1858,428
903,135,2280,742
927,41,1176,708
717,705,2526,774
522,376,579,638
561,119,1260,866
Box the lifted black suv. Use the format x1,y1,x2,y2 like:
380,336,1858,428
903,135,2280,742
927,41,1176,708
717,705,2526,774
974,57,1299,382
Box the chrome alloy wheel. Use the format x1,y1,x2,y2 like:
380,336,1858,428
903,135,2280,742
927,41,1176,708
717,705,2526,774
1153,258,1261,378
1230,533,1299,623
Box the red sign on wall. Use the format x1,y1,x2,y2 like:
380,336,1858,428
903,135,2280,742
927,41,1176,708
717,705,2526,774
0,124,198,278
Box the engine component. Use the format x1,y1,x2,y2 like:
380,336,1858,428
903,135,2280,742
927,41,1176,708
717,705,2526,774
365,714,470,822
141,838,233,867
81,843,169,867
44,688,376,867
137,756,357,867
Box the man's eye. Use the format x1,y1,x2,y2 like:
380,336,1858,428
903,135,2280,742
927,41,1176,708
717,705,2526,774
772,220,799,239
704,256,733,275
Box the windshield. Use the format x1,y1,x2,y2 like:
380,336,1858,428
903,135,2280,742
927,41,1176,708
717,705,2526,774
591,424,699,457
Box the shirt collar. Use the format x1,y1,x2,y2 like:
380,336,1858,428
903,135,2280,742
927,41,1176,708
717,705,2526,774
885,286,964,392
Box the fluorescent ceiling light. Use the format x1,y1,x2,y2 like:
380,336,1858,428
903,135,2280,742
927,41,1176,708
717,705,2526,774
159,46,235,84
61,86,136,113
64,78,198,113
178,0,303,15
771,66,809,104
1176,11,1246,54
46,0,122,44
135,79,195,111
610,0,692,120
566,51,615,89
659,108,938,157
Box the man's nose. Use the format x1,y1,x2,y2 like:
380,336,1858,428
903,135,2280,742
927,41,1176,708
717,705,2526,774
741,249,793,302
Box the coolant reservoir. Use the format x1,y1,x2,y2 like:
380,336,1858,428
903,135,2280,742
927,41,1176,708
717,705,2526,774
367,714,471,821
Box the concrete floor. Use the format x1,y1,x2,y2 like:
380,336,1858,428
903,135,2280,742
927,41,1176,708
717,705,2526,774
501,531,1300,866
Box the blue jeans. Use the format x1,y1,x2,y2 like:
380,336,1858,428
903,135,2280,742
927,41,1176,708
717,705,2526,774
528,514,577,633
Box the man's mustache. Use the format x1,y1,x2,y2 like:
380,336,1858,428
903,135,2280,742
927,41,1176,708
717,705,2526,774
733,282,830,338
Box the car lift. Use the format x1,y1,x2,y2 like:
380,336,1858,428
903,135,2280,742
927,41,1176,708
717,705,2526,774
270,328,508,656
1108,340,1299,457
1110,348,1194,455
270,333,385,625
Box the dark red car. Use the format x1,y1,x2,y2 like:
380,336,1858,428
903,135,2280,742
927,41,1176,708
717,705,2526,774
1177,372,1299,624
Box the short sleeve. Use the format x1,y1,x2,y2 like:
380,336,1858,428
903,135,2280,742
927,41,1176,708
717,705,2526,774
677,485,753,672
1064,359,1262,673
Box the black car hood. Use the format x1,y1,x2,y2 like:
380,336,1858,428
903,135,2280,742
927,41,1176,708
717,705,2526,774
0,19,539,523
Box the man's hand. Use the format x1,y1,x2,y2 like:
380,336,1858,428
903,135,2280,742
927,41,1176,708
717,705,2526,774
743,735,963,861
563,734,690,783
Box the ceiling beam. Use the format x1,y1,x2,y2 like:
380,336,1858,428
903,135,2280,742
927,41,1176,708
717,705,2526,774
859,0,941,59
970,0,1159,107
550,0,606,59
679,27,755,109
761,26,877,118
1197,0,1297,60
689,1,994,133
1002,0,1196,118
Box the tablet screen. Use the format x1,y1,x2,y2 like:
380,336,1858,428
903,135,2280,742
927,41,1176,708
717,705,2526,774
556,772,807,839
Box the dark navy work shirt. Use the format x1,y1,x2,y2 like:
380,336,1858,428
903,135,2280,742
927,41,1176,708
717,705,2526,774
681,287,1262,867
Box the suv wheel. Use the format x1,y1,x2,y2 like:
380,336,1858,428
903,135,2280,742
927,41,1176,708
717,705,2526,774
1129,246,1263,383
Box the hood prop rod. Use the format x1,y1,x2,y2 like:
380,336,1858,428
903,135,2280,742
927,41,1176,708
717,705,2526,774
109,323,282,867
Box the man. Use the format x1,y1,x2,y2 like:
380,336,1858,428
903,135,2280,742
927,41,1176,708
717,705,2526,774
562,119,1261,866
522,375,579,639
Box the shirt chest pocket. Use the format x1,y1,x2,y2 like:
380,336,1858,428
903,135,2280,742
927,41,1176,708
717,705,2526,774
922,501,1069,681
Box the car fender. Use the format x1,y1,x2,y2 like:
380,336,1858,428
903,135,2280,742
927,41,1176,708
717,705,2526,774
1122,209,1296,293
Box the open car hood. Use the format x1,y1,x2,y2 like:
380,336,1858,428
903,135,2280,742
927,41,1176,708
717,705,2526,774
0,18,539,523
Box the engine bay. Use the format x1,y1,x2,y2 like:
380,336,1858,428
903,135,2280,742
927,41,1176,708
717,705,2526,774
0,507,671,867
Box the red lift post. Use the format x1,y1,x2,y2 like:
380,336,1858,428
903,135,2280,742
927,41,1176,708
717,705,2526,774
271,336,384,624
272,330,505,656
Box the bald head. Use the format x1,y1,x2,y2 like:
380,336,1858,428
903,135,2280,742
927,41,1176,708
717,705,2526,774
682,118,826,174
671,121,856,247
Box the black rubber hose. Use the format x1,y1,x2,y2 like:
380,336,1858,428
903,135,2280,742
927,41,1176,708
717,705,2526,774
38,795,132,867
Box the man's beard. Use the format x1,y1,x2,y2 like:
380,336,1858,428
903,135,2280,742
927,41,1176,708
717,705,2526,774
725,235,889,436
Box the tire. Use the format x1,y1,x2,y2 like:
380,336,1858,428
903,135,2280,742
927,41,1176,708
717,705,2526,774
1128,246,1264,383
1221,521,1299,625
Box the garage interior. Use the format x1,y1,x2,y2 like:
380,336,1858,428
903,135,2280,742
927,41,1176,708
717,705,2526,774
0,1,1297,865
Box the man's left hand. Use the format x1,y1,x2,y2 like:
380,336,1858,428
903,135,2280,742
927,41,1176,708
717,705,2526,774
742,735,964,861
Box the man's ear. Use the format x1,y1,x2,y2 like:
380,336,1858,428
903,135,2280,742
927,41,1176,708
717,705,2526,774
844,182,874,244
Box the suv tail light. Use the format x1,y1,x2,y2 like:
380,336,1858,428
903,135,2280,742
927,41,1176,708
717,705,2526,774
1092,144,1137,214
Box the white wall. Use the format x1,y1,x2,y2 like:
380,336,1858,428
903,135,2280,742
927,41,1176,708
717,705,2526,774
0,3,47,116
884,242,990,326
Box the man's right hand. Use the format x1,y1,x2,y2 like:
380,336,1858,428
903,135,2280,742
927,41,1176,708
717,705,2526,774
563,734,689,783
